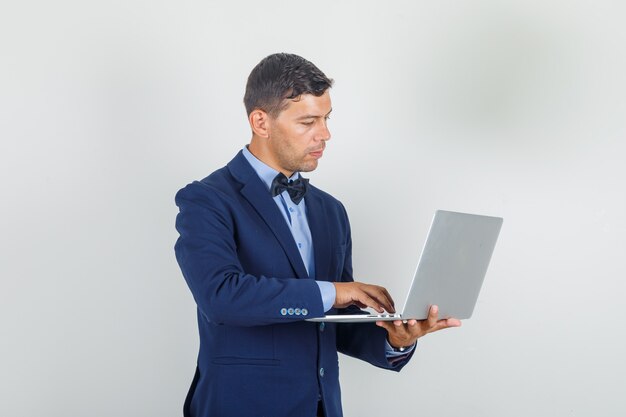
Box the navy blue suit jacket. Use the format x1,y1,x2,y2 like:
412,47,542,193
174,151,412,417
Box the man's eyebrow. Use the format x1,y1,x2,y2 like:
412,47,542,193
296,108,333,120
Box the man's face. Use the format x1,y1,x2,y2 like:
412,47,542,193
266,90,332,175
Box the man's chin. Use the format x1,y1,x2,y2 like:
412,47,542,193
298,161,319,173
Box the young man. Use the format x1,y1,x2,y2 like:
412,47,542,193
174,53,460,417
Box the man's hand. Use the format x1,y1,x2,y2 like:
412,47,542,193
376,305,461,349
333,282,396,313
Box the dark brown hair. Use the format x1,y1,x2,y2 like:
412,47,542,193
244,53,333,117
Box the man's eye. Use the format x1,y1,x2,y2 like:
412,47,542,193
302,121,314,126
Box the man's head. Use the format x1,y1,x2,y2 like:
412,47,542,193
245,53,334,177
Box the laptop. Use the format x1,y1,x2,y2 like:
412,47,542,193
306,210,503,323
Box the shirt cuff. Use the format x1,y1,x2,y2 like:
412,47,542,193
315,281,336,312
384,339,416,361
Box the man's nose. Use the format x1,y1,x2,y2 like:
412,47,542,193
317,121,331,142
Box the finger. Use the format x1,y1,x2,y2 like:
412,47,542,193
379,287,396,310
375,320,394,331
391,320,409,337
403,319,423,338
376,320,409,342
428,317,462,334
356,292,385,312
445,318,462,328
403,319,418,332
364,286,396,313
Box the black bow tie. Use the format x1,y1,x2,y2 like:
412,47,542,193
270,173,309,204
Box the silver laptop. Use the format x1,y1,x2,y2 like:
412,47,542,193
306,210,503,323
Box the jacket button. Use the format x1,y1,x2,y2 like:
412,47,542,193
295,308,301,315
319,368,325,377
287,308,294,315
280,308,287,316
301,308,308,316
319,322,325,332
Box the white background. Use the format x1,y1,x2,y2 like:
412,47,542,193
1,1,625,416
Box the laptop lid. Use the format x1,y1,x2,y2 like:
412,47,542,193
400,210,502,320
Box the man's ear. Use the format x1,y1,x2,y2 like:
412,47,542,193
249,109,271,138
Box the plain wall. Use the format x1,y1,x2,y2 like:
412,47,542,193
1,1,625,415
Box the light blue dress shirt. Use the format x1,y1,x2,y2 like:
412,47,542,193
242,147,414,358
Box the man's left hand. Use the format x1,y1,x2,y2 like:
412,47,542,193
375,305,462,349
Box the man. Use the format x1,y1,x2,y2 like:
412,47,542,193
174,53,460,417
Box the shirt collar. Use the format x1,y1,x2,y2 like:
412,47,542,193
242,145,300,191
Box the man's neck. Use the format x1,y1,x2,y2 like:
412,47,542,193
247,141,294,177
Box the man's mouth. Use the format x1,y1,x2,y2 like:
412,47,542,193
308,144,325,157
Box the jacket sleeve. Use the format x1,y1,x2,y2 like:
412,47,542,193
174,181,325,327
334,203,414,371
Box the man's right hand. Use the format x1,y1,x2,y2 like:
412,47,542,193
332,282,396,313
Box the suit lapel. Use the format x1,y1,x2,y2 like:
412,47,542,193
228,152,310,279
304,189,331,281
